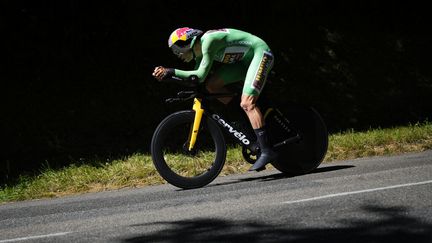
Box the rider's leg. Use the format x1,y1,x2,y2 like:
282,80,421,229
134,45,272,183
241,46,275,171
241,95,277,171
240,95,263,129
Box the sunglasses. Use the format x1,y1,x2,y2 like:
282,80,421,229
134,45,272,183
171,44,191,57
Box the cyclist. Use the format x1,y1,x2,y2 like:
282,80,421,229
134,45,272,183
152,27,276,171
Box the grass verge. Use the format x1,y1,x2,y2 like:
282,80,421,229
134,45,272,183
1,122,431,203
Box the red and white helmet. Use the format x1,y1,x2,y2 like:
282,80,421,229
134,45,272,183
168,27,203,56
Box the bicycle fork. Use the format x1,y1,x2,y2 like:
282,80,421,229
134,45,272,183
188,98,204,151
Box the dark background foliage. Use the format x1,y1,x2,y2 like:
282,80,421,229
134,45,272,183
1,0,431,181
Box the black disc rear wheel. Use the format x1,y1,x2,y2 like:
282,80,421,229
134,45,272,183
265,105,328,175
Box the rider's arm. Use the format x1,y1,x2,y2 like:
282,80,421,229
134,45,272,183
194,56,202,70
173,37,222,83
174,52,214,83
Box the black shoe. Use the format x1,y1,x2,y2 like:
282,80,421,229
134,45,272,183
249,149,278,172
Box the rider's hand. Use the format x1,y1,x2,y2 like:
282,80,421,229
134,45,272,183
152,66,174,81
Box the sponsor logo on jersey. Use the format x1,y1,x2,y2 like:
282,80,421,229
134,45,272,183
232,41,252,46
252,51,274,92
222,53,244,63
219,46,250,63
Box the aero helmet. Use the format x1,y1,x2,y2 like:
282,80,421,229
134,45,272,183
168,27,203,56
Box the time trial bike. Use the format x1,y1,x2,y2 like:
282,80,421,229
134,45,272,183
151,75,328,189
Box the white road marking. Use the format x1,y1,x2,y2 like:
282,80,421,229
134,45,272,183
0,232,71,243
282,180,432,205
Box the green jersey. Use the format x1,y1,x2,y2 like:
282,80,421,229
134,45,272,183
175,28,274,96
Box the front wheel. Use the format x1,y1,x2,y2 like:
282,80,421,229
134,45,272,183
151,111,226,189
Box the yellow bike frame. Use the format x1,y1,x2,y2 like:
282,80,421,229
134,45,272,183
188,98,204,151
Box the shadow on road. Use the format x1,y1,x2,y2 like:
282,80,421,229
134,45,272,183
123,205,431,243
310,165,356,174
207,165,355,188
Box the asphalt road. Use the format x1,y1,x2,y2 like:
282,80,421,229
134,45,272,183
1,151,432,242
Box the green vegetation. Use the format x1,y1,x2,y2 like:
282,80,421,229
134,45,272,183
1,122,431,203
325,122,432,161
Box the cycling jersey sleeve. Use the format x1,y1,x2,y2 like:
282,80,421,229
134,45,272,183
174,36,223,83
174,53,213,83
194,56,202,70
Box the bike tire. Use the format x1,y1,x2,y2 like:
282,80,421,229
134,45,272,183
151,110,226,189
266,105,328,175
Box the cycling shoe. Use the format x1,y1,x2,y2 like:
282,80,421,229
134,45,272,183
248,149,277,172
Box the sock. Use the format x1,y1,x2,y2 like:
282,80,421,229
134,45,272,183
254,126,270,152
